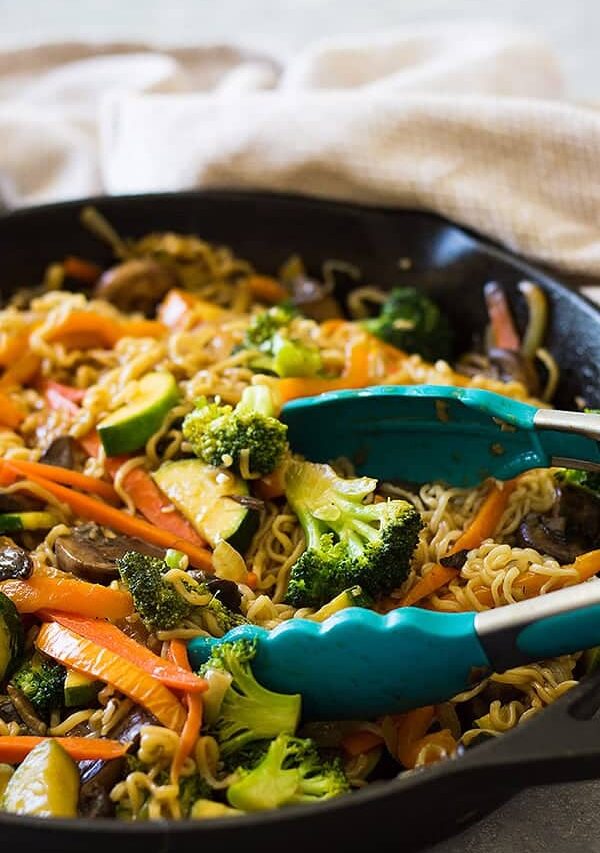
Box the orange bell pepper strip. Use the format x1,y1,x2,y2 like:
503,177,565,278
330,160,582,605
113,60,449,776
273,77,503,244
5,458,119,504
45,311,165,350
0,574,133,620
0,331,31,367
0,460,212,570
341,729,384,756
277,337,372,404
36,622,186,733
0,352,41,391
44,611,207,693
394,706,435,768
0,736,128,764
403,729,457,768
0,392,26,429
169,639,203,784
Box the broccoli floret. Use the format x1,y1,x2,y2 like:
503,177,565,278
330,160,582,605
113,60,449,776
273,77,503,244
118,552,192,631
557,468,600,497
362,287,453,362
226,733,349,811
200,639,301,756
244,304,297,349
118,551,247,635
11,652,65,718
284,460,422,608
242,305,322,378
182,384,288,476
557,411,600,497
178,773,214,817
200,595,247,637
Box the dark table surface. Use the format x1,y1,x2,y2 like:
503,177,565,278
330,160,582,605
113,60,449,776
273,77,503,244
430,779,600,851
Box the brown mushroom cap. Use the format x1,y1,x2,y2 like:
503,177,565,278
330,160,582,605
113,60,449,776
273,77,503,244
55,523,164,582
0,536,33,581
94,258,179,314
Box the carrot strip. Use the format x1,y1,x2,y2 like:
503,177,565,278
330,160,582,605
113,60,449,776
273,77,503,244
246,274,288,304
0,735,128,764
42,380,86,404
484,282,521,351
450,479,518,555
63,256,102,284
277,337,372,404
403,729,456,768
0,461,212,570
396,479,519,609
169,640,203,784
80,431,207,546
394,706,435,768
44,610,207,693
36,622,186,732
1,574,133,620
341,729,384,756
44,383,81,416
399,564,460,609
0,392,26,429
0,352,41,390
6,459,119,504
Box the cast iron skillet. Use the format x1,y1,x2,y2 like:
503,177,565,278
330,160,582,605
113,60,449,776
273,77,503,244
1,191,600,853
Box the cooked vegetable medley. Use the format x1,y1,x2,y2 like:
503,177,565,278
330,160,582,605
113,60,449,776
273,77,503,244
0,208,596,821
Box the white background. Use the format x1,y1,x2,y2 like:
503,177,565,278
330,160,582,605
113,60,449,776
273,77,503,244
0,0,595,97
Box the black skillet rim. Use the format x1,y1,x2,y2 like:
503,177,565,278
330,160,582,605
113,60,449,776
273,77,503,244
0,188,598,840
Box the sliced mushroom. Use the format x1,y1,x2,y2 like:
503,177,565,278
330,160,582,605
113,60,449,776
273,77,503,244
78,707,156,818
55,523,164,582
0,492,41,514
94,258,179,314
40,435,81,470
186,570,243,614
0,536,33,581
6,684,47,735
487,348,540,396
516,482,600,564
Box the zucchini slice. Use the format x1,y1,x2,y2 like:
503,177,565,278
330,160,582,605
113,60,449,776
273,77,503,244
98,371,180,456
0,591,24,681
0,512,59,533
153,459,259,551
309,586,370,622
2,739,79,817
63,669,102,708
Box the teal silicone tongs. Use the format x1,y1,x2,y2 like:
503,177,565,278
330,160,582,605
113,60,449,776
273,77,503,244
189,386,600,719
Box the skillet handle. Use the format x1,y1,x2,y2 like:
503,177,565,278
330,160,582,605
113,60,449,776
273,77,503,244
446,667,600,788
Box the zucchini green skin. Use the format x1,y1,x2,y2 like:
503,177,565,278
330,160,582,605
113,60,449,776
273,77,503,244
63,670,101,708
0,512,58,533
98,372,180,456
153,459,259,551
0,591,24,681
